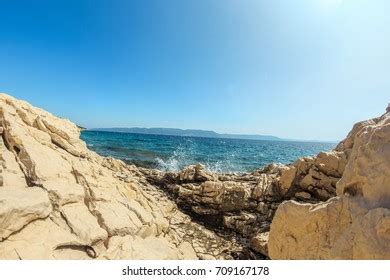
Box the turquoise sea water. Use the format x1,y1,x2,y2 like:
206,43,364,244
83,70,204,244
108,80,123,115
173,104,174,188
81,131,335,173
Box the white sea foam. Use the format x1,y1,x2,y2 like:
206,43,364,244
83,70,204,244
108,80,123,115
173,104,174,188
83,131,336,173
156,146,191,172
204,160,242,174
156,146,241,173
156,156,181,172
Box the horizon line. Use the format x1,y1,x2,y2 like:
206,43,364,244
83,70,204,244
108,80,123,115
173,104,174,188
86,126,339,144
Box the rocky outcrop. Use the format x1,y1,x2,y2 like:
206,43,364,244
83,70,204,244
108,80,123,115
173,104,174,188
141,149,349,256
269,108,390,259
0,93,244,260
0,188,52,241
1,92,388,260
141,108,389,260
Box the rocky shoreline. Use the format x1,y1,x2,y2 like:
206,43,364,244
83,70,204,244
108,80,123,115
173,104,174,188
0,93,389,259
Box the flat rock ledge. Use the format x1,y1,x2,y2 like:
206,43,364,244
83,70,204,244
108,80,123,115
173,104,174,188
0,92,389,259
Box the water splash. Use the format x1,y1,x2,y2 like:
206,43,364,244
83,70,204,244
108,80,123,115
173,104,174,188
81,131,336,173
156,146,241,173
156,145,192,172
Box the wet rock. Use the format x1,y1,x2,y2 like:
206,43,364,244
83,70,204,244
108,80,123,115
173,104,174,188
223,212,258,236
178,164,216,183
295,191,311,201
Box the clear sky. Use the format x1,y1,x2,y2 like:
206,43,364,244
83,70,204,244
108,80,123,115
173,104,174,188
1,0,389,141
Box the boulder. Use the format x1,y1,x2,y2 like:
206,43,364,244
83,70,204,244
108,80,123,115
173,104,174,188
278,166,296,195
295,191,311,200
178,164,215,183
269,197,390,259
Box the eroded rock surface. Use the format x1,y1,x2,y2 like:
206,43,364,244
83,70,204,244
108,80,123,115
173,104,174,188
269,108,390,259
141,148,349,257
1,93,388,260
0,93,242,260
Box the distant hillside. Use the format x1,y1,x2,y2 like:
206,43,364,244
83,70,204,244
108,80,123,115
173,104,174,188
91,127,282,141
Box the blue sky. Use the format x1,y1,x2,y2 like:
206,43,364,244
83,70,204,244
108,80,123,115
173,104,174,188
0,0,389,141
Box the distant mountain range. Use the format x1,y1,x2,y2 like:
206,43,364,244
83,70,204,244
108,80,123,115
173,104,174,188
90,127,283,141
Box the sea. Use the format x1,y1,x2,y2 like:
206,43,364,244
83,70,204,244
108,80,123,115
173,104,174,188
81,131,335,173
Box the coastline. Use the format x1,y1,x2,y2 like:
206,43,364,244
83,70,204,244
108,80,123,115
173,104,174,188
0,93,389,260
86,128,338,144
